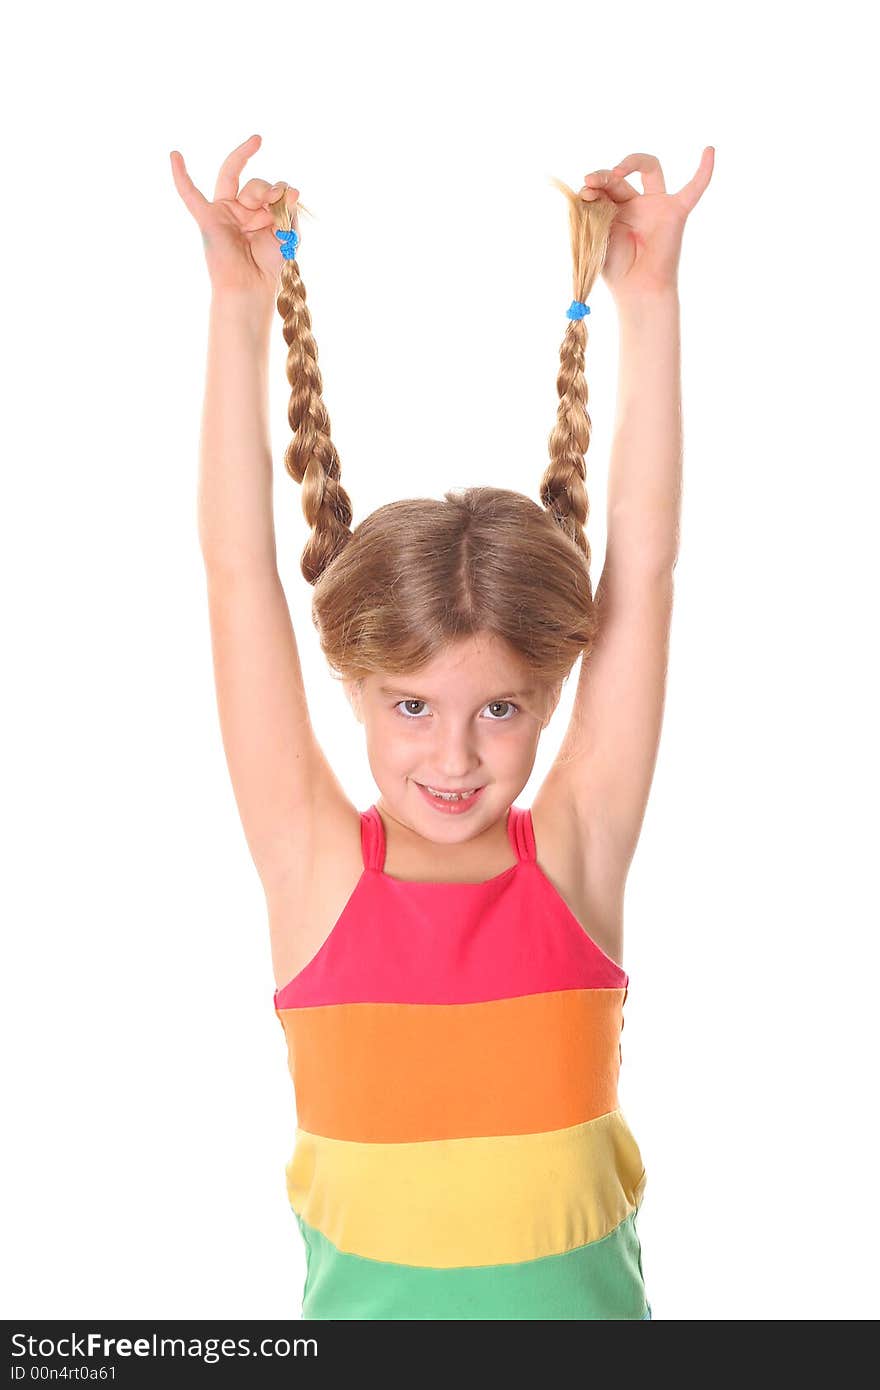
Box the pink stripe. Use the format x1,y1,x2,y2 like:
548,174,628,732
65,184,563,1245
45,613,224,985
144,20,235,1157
274,856,627,1010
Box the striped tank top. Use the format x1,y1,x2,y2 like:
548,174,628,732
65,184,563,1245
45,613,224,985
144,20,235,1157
273,803,651,1320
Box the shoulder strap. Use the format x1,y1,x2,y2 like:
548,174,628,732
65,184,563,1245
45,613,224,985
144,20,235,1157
360,805,386,871
507,804,536,863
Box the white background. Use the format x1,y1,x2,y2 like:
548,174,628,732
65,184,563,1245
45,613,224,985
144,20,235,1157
3,0,878,1323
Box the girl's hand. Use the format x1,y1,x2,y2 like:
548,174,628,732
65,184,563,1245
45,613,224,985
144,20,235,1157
579,148,715,302
170,133,301,300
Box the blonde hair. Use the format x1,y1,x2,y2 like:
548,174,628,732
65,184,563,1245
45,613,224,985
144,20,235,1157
271,182,618,696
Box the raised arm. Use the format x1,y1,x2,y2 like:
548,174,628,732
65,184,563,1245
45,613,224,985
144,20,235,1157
547,289,681,873
538,150,714,878
199,293,344,893
172,138,345,900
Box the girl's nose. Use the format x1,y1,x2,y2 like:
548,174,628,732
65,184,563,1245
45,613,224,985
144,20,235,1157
433,733,479,782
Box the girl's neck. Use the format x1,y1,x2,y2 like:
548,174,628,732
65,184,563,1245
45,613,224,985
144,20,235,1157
375,798,515,881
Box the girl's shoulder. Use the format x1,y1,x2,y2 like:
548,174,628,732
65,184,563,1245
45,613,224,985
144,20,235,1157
530,779,628,970
266,789,364,994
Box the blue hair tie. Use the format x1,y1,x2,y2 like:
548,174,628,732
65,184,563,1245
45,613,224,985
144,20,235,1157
567,299,591,320
275,228,300,260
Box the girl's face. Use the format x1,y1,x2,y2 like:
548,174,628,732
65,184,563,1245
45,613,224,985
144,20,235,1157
345,633,560,839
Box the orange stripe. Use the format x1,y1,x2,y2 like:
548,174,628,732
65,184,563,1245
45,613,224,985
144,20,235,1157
276,988,625,1142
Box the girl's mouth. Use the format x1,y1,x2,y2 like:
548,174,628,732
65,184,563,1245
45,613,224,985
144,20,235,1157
415,782,486,814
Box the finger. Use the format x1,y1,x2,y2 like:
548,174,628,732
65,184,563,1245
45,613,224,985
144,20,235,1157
213,133,262,203
239,210,275,234
241,209,290,234
610,153,666,195
673,146,715,215
579,168,638,203
237,177,299,211
240,190,300,234
169,150,213,228
579,167,614,201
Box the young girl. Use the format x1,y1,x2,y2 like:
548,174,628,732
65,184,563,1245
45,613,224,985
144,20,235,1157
171,134,714,1321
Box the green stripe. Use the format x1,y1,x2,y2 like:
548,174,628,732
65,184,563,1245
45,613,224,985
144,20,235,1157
295,1208,650,1320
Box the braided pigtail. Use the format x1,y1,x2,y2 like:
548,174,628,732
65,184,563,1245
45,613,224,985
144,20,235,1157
540,179,618,570
271,193,354,586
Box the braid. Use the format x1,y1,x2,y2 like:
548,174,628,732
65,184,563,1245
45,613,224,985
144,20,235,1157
539,178,618,571
541,316,592,562
273,201,353,586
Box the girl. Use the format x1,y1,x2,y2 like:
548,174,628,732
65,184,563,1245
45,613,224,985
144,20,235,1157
171,135,714,1320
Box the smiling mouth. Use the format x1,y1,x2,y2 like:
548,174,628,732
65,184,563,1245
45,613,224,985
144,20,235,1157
417,783,483,801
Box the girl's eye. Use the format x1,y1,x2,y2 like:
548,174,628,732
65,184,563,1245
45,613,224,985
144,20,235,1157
483,701,518,720
394,699,519,721
395,699,429,718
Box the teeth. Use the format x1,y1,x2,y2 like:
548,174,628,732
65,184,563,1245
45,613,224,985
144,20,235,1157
425,786,478,801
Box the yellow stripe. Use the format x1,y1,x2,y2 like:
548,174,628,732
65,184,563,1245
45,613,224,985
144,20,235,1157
286,1108,646,1267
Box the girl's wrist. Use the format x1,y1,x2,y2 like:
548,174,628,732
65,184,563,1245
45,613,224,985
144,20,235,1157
612,285,680,316
209,287,277,335
210,284,276,316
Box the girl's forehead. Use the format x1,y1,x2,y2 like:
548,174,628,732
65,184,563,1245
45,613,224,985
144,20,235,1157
371,636,524,683
375,679,539,701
